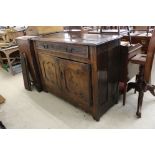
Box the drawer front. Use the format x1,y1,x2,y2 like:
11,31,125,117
35,41,89,58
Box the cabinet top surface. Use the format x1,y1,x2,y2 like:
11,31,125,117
31,32,122,46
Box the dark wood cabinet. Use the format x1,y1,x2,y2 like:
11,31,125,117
17,32,122,121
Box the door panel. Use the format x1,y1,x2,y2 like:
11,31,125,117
38,53,61,92
59,59,92,106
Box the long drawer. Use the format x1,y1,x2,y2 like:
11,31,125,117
35,41,89,59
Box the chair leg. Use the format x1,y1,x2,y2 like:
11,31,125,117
136,91,144,118
127,65,145,118
136,82,155,118
134,74,138,94
136,65,145,118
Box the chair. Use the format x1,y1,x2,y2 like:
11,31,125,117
123,29,155,118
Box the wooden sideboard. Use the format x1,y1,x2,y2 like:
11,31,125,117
17,32,122,121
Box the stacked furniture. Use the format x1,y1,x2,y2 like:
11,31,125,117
0,27,26,75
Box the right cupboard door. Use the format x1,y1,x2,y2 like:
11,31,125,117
59,59,92,106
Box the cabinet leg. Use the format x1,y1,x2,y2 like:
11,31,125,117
26,87,32,91
36,85,42,92
93,115,100,121
0,121,6,129
44,89,48,93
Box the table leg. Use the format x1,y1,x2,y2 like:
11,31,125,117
6,54,15,75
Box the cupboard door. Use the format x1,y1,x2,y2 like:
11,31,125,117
59,59,92,106
38,53,61,93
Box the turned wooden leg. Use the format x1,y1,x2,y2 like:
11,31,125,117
134,75,138,94
134,75,137,94
136,91,144,118
136,65,145,118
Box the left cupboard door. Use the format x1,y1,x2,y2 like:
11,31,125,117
38,53,62,94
